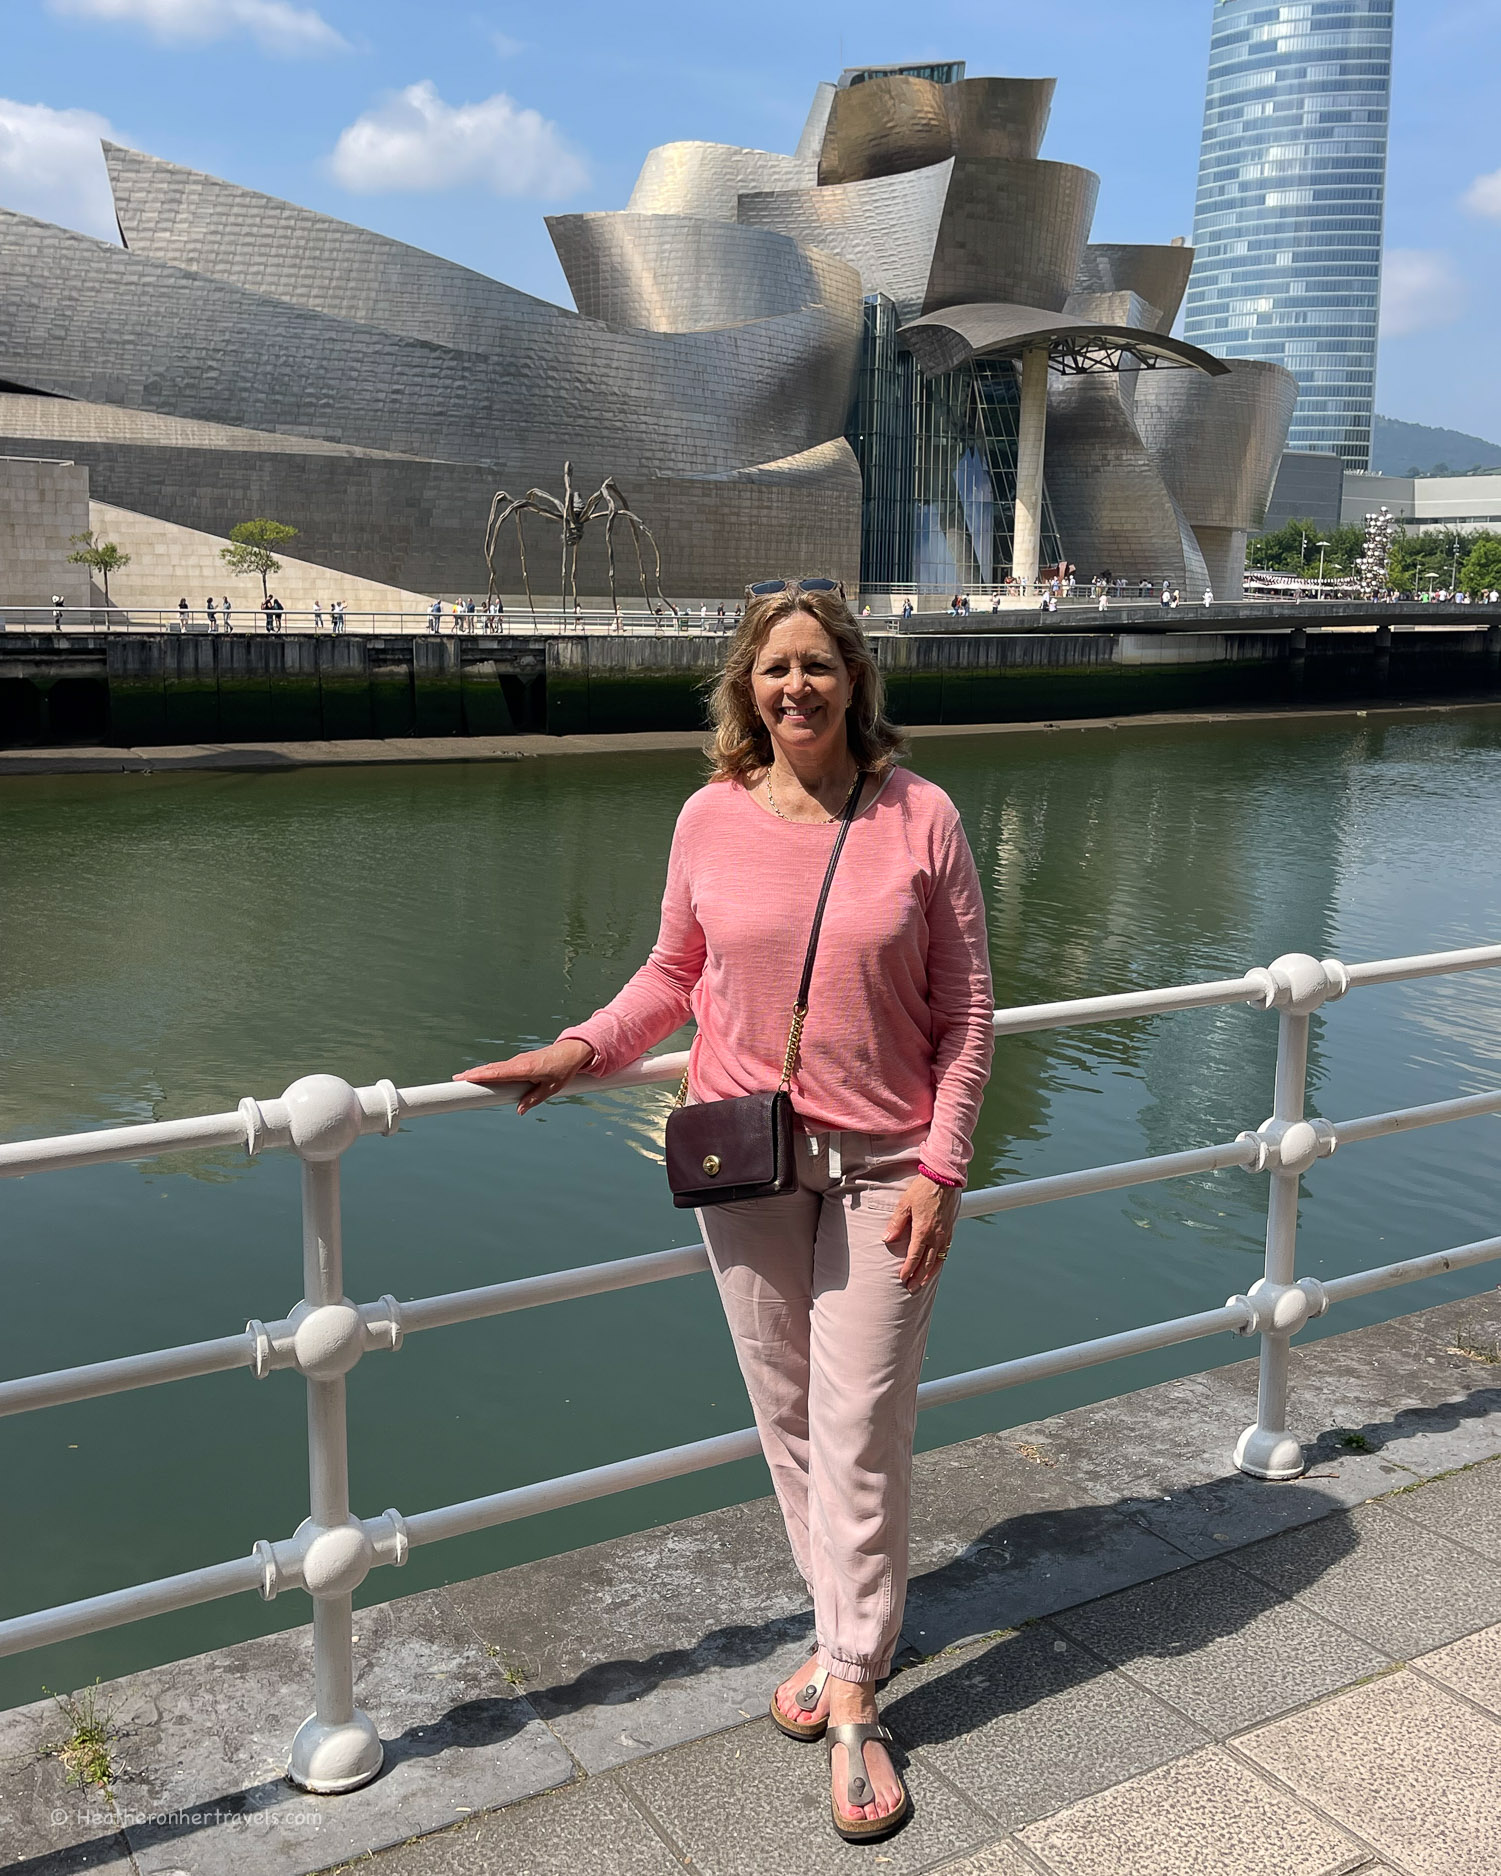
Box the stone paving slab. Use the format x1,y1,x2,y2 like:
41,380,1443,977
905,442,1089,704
1239,1669,1501,1876
612,1712,993,1876
1229,1500,1501,1659
883,1624,1208,1833
1048,1555,1391,1739
1015,1744,1364,1876
1412,1619,1501,1715
350,1773,686,1876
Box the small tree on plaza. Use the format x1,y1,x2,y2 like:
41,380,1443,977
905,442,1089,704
65,530,131,602
1460,536,1501,597
219,518,298,602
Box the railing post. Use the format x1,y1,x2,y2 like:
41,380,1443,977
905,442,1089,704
1232,955,1347,1481
281,1076,383,1794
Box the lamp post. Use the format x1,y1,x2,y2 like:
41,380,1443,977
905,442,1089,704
1317,540,1330,589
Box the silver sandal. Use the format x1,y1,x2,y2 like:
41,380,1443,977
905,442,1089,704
769,1663,830,1741
826,1721,912,1843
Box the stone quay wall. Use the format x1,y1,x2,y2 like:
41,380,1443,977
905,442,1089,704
1,614,1499,748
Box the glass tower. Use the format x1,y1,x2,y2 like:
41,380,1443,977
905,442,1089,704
1183,0,1392,469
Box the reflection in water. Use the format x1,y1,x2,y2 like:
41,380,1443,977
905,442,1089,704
2,708,1501,1708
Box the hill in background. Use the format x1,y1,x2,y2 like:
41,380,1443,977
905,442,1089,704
1374,415,1501,476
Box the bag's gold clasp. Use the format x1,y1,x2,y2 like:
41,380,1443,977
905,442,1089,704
702,1154,721,1176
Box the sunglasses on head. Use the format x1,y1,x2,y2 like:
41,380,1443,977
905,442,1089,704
745,577,845,598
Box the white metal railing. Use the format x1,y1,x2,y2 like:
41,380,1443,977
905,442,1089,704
2,944,1499,1792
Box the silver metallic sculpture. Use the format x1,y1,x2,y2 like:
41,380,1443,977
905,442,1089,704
483,460,673,622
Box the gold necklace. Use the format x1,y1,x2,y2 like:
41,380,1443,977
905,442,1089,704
765,768,857,823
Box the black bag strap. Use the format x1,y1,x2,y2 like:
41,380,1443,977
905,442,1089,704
673,770,868,1109
777,770,867,1091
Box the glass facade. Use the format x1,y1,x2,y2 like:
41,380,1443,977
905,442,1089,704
845,296,1060,588
1184,0,1392,469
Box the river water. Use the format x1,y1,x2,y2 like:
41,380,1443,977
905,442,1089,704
3,706,1501,1710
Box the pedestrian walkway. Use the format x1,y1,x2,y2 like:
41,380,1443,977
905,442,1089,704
6,1289,1500,1876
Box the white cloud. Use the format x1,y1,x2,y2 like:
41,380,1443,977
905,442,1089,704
1380,248,1467,338
48,0,347,56
329,80,587,198
0,97,122,241
490,30,525,57
1462,167,1501,218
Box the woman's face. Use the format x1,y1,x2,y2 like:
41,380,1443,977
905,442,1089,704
750,612,853,764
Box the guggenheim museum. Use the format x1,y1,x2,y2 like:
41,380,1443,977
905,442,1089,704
0,58,1298,606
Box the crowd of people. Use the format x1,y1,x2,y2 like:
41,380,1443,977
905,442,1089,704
167,595,350,633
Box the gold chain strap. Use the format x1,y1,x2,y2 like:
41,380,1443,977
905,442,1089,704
779,1003,807,1091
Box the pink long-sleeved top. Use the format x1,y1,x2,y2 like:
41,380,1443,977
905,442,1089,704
560,765,994,1183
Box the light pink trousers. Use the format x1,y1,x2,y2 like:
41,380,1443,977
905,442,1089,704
697,1123,937,1683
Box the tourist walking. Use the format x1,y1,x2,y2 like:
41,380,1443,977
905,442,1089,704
206,596,217,629
271,594,285,632
331,599,345,633
222,597,233,632
455,582,993,1846
52,593,65,629
428,599,442,634
178,597,190,631
313,600,324,631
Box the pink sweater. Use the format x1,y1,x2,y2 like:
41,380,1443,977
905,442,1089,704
560,766,994,1182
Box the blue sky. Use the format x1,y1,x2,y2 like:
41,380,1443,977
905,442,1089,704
3,0,1500,440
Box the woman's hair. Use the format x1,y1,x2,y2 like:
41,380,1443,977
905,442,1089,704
705,586,907,782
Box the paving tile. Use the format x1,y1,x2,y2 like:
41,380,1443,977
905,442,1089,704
1240,1668,1501,1876
925,1843,1038,1876
102,1589,574,1876
882,1622,1207,1832
902,1429,1194,1655
360,1772,684,1876
1050,1556,1390,1736
1228,1501,1501,1657
444,1496,817,1773
1379,1453,1501,1559
1016,1744,1361,1876
615,1714,991,1875
1412,1621,1501,1717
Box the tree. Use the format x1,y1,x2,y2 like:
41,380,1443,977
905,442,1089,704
1460,536,1501,597
66,530,131,602
219,517,298,601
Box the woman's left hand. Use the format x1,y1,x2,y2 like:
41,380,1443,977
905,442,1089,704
884,1174,962,1292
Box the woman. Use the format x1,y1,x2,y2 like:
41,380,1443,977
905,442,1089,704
455,584,993,1842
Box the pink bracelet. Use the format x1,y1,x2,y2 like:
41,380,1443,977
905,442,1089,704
918,1162,963,1189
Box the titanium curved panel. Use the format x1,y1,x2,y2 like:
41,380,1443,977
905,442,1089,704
626,143,815,221
900,300,1229,376
1074,243,1195,334
1045,372,1211,590
924,159,1099,313
1130,359,1299,531
0,210,861,475
546,213,843,332
737,162,953,321
103,143,558,352
1063,290,1166,332
817,75,952,185
943,78,1055,161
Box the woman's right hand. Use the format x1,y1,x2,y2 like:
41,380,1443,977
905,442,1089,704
452,1038,596,1116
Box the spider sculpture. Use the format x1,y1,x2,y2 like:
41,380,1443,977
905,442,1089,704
484,461,674,625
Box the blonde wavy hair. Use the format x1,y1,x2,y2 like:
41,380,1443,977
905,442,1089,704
706,586,907,783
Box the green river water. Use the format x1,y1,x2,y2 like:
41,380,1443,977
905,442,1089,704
3,707,1501,1710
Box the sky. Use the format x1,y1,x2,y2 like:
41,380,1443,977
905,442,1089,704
3,0,1500,441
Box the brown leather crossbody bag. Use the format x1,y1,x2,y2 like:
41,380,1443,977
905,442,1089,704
664,772,866,1209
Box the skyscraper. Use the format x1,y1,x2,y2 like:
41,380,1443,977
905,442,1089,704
1184,0,1393,469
